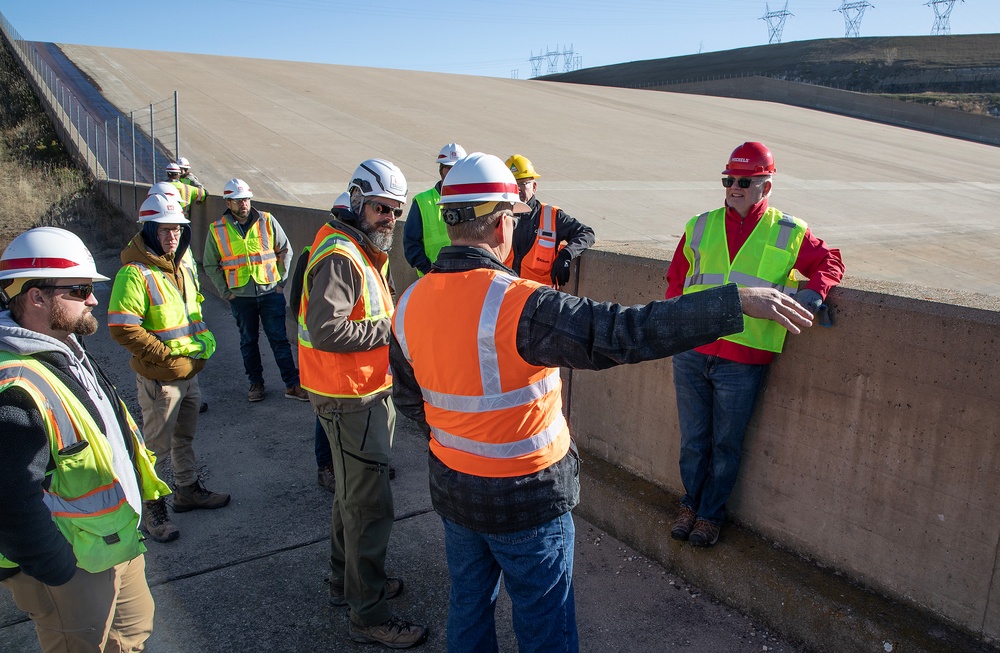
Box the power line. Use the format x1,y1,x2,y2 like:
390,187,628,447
926,0,963,35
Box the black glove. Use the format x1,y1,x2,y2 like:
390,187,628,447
794,289,823,315
551,250,573,287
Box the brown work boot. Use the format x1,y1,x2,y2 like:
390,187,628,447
670,505,697,541
172,479,231,512
141,498,179,543
317,464,336,493
348,616,428,649
330,577,403,607
248,383,265,402
284,384,309,401
688,519,721,547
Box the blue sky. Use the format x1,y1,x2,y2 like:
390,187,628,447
2,1,997,78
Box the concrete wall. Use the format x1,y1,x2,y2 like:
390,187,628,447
656,76,1000,146
95,178,1000,641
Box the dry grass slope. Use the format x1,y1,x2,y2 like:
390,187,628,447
0,38,132,253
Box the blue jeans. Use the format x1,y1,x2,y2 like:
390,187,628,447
672,349,768,523
228,291,299,388
442,513,578,653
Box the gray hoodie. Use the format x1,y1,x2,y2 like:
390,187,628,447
0,311,142,515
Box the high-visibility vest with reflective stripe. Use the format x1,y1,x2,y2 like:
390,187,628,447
0,353,170,573
506,203,564,288
414,186,450,277
107,260,216,360
169,180,206,212
298,224,393,399
209,213,281,290
393,269,569,478
681,206,807,353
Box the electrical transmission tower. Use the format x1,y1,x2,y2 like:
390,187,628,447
528,45,582,78
926,0,963,35
760,2,794,44
836,1,874,38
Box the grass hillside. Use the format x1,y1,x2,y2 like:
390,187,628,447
0,37,129,253
545,34,1000,116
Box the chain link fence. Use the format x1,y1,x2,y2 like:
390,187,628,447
0,9,179,188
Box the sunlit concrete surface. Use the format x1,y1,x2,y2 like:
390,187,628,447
58,43,1000,296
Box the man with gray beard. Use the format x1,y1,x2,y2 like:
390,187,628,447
297,159,428,649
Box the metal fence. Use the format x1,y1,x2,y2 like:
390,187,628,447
0,9,179,187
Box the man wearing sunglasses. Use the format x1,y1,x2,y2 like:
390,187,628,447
665,141,845,547
298,158,428,648
0,227,171,652
108,194,229,544
204,177,307,403
504,154,595,290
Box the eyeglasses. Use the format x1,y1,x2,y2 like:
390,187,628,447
36,284,95,300
157,226,183,236
516,179,534,187
366,201,403,218
722,177,762,189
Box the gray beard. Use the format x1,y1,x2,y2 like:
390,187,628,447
360,221,394,252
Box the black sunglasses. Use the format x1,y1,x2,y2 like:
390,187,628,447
36,284,95,300
366,201,403,218
722,177,761,189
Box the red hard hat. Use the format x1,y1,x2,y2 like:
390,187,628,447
722,142,775,176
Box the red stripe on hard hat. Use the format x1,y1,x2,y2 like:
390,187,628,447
139,209,160,217
0,257,80,270
441,182,517,196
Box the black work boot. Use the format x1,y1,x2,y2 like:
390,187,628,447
172,479,231,512
142,498,179,542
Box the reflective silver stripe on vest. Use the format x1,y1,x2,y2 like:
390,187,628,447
775,216,798,251
422,368,560,413
334,237,388,320
728,271,796,295
107,313,143,326
478,274,517,397
129,263,165,306
43,481,126,516
154,321,210,341
0,364,80,447
211,222,234,259
682,212,711,289
431,412,566,459
394,284,417,362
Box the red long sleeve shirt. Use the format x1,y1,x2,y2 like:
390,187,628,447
665,199,845,365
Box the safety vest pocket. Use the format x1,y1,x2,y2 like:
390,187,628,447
52,440,115,499
758,244,793,280
55,509,144,573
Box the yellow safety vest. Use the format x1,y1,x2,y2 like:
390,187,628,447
209,213,281,290
169,180,206,213
681,206,806,353
107,258,216,360
414,186,450,276
298,224,393,399
0,353,170,573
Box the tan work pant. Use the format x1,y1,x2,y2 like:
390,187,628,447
1,554,154,652
136,375,201,487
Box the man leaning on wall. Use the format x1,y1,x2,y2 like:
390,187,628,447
666,141,845,548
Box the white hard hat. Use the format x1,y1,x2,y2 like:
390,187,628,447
147,181,181,200
0,227,109,294
177,156,191,169
332,191,351,211
348,159,407,203
165,162,181,174
436,143,467,167
223,178,253,200
138,194,189,224
438,152,529,213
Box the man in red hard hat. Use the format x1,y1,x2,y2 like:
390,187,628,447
665,142,845,547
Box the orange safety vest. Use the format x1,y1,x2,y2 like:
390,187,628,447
393,268,569,478
208,213,281,290
505,203,565,288
298,223,393,399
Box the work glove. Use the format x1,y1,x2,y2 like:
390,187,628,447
551,250,573,287
794,288,834,327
